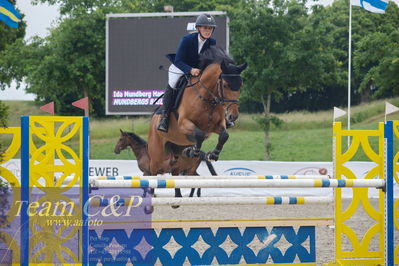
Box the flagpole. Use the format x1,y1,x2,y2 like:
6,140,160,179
347,0,352,148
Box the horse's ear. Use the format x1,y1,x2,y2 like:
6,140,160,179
237,63,247,73
120,129,124,135
221,60,228,73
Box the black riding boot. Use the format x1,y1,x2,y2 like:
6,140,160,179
157,85,174,132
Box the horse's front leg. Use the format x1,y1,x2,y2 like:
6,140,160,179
207,128,229,161
190,171,201,198
180,120,206,158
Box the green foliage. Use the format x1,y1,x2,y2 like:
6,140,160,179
0,101,8,164
253,114,283,131
1,7,109,116
230,0,333,103
353,14,399,99
0,0,26,90
118,0,241,13
0,101,8,128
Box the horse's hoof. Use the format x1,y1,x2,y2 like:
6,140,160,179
172,205,180,209
144,206,154,214
206,152,219,162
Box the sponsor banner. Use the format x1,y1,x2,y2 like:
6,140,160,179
1,159,395,198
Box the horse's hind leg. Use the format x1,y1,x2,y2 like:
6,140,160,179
142,169,156,214
189,188,195,197
187,188,200,197
193,171,201,197
171,167,182,209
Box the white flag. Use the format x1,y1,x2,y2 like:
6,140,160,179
333,107,347,120
351,0,389,13
385,102,399,115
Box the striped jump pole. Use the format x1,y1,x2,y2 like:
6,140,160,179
93,178,385,189
89,174,332,180
89,196,333,207
56,174,332,184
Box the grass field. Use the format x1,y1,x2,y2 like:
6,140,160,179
2,97,399,161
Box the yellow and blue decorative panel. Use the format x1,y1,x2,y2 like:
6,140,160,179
0,127,21,264
20,116,88,265
333,122,385,265
89,226,316,265
392,121,399,265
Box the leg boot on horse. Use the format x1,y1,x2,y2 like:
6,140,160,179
157,85,175,132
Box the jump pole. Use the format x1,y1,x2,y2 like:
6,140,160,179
92,178,385,189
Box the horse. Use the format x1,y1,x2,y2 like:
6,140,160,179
147,46,246,176
114,130,217,200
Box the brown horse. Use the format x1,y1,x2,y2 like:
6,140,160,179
148,46,246,175
114,130,217,199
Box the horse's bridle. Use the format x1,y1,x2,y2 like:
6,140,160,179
187,73,241,131
191,73,240,107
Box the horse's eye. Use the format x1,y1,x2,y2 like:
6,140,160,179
223,84,229,89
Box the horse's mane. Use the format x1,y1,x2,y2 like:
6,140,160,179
126,132,147,146
198,46,235,70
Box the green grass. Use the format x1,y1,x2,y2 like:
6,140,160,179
2,97,399,161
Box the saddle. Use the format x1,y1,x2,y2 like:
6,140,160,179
155,53,191,115
155,74,190,116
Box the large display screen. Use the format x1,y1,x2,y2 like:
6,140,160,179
106,12,228,115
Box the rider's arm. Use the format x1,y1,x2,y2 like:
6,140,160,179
174,35,194,74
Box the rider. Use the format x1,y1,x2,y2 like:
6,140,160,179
157,13,217,132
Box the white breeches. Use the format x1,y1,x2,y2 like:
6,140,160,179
168,64,185,88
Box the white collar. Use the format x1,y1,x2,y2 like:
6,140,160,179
198,34,206,44
198,34,206,53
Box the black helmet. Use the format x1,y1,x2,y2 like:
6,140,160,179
195,13,217,28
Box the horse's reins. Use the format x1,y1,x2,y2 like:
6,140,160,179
193,74,240,105
190,73,241,131
158,65,241,131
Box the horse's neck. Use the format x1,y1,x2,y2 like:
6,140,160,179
200,64,222,92
128,141,147,159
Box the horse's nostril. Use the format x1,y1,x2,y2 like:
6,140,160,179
229,114,238,121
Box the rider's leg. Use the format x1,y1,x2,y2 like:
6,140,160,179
158,64,183,132
157,85,174,132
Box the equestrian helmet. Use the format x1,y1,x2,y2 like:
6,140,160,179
195,14,217,28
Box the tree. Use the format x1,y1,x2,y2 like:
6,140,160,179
353,2,399,99
230,0,334,159
1,2,111,116
25,13,107,116
0,0,21,159
0,0,26,89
